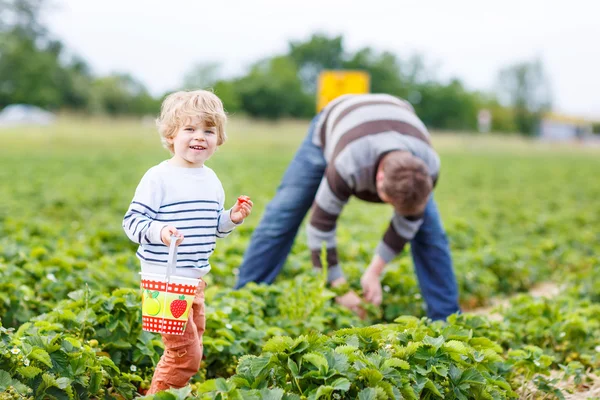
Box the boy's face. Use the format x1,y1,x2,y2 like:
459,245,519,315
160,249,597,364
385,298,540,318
168,117,218,168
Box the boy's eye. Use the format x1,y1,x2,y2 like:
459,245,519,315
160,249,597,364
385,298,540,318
205,130,215,134
184,127,194,132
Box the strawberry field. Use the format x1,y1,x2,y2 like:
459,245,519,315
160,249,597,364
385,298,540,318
0,117,599,399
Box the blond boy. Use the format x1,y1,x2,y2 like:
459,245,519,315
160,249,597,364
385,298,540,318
123,90,252,393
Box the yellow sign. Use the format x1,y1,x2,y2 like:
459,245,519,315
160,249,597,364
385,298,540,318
317,70,370,112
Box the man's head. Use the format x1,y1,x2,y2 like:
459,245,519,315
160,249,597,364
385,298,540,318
156,90,227,154
376,151,433,216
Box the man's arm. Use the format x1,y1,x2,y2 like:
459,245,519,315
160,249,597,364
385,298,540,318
362,214,424,305
306,165,352,283
375,214,423,264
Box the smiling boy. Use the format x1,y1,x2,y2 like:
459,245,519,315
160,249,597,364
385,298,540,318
122,90,253,393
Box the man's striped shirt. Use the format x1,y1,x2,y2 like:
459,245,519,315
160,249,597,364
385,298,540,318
307,94,440,282
122,161,239,278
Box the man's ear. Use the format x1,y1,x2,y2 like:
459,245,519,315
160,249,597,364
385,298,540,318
376,170,385,183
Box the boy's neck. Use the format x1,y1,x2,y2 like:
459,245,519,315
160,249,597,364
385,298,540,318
168,155,205,169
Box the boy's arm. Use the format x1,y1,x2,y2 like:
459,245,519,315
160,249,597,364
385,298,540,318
216,185,240,239
307,166,351,283
122,172,166,245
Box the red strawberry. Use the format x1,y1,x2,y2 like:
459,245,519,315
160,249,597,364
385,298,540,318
170,296,188,318
237,195,250,204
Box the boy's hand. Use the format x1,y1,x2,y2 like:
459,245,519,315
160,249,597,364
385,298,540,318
231,195,253,224
161,226,184,246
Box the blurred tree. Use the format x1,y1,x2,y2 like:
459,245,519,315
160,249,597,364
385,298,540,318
288,33,344,94
0,0,49,38
237,56,313,119
212,80,242,114
475,92,517,133
89,74,159,116
182,62,220,90
414,79,479,131
497,58,552,135
343,48,406,97
0,32,92,109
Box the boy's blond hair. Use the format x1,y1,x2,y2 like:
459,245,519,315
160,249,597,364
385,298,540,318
380,152,432,216
156,90,227,153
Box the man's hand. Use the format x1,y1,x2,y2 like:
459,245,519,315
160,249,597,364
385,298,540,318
335,291,367,319
231,195,253,224
329,277,367,319
161,226,184,246
361,255,387,306
361,269,383,306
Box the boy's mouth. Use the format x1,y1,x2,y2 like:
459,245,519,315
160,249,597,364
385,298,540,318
189,145,206,151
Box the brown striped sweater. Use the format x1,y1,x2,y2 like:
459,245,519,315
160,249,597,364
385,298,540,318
307,94,440,282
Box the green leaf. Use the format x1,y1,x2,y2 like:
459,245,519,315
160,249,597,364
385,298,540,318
258,387,284,400
443,340,469,354
423,379,443,398
17,366,43,379
0,370,12,390
89,370,102,393
98,356,119,373
449,364,462,382
56,377,72,390
153,393,177,400
51,350,71,376
334,345,358,356
290,339,310,354
383,358,410,370
196,379,218,393
358,368,383,386
357,388,377,400
315,386,334,399
215,377,230,392
461,368,486,385
331,377,351,391
168,386,193,400
469,337,503,353
423,335,445,350
326,351,349,373
263,336,294,353
248,355,272,376
30,348,53,368
303,353,328,372
287,358,300,378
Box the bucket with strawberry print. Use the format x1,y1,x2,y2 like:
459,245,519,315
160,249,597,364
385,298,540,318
139,235,199,335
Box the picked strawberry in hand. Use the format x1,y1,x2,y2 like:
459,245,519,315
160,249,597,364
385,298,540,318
237,195,250,204
231,195,253,224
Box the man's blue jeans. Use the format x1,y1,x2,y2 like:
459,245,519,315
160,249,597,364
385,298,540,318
235,117,460,320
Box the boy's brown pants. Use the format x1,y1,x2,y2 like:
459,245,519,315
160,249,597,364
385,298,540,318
147,280,206,394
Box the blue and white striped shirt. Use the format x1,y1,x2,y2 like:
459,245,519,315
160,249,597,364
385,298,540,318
123,160,239,278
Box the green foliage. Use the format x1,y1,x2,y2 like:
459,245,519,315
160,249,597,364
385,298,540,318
236,56,314,119
0,118,599,398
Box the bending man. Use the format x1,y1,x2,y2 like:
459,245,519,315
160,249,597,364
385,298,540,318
236,94,460,321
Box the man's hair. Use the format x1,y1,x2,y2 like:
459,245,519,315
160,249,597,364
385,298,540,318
380,151,433,216
156,90,227,153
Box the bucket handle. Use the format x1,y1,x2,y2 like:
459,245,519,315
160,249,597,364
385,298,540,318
166,234,178,279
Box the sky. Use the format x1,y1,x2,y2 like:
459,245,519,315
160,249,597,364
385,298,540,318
44,0,599,118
